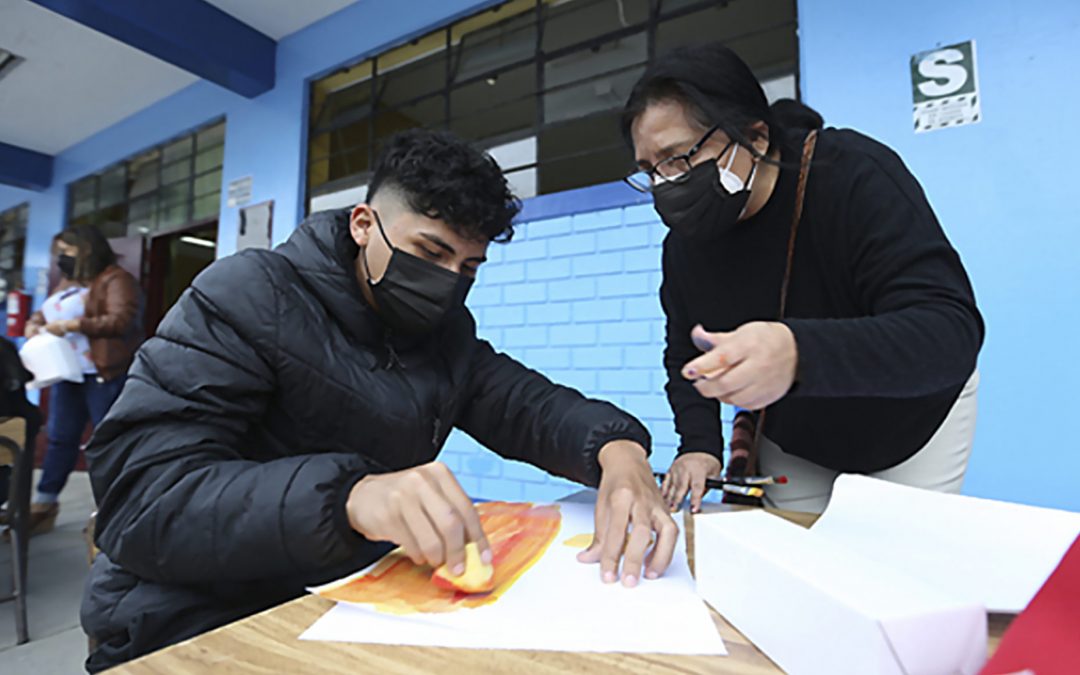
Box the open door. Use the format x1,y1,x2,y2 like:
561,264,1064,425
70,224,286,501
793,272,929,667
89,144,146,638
144,223,218,335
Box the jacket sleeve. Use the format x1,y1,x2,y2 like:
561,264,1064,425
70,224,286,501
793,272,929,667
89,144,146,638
782,149,984,399
457,340,651,487
661,239,724,461
79,269,139,339
89,253,374,585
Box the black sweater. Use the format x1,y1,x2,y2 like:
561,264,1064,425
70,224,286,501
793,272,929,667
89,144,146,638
661,128,984,473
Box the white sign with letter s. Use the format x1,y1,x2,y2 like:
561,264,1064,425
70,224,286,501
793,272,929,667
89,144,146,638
911,40,981,133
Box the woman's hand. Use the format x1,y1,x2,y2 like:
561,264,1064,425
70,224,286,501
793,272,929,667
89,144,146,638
44,319,81,336
44,321,67,336
660,452,722,513
682,322,798,410
577,441,679,587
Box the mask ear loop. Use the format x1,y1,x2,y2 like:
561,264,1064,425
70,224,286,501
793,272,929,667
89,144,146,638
736,130,770,218
363,209,396,287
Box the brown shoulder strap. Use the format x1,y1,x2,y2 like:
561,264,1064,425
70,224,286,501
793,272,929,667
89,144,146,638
778,129,818,319
745,129,819,480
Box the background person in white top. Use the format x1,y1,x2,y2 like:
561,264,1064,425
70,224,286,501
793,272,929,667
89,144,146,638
17,232,131,536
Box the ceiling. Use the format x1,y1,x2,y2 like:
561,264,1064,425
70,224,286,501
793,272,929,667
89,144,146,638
0,0,357,156
204,0,356,40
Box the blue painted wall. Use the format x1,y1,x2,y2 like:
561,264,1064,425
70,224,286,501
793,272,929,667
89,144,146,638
799,0,1080,511
2,0,1078,510
442,192,735,502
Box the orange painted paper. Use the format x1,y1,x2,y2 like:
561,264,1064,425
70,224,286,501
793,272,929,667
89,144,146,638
317,502,561,614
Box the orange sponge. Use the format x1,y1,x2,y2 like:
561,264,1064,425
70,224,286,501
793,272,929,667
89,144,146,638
431,542,495,594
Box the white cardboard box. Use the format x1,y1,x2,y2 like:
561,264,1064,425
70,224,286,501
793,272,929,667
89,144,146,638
695,510,986,675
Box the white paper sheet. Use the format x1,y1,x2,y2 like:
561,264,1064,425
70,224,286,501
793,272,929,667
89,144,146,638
301,502,726,656
812,475,1080,612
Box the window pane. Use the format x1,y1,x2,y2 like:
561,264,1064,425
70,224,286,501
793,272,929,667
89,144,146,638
373,93,446,139
543,0,650,53
487,136,537,199
129,150,160,197
158,182,191,229
451,9,537,84
450,63,535,143
98,165,126,208
538,111,627,194
545,32,647,89
193,192,220,222
723,23,798,80
161,158,192,186
543,34,647,125
656,0,796,74
194,145,224,174
161,181,191,206
377,49,447,110
326,145,372,185
0,202,27,300
194,168,222,197
658,0,705,16
313,79,373,134
158,200,189,230
129,195,155,221
196,122,225,151
96,203,127,237
70,178,97,218
161,136,193,164
128,195,157,234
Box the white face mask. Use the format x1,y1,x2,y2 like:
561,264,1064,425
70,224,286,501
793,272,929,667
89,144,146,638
716,144,758,219
717,143,757,195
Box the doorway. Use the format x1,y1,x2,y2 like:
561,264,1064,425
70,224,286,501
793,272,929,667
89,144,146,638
144,223,218,335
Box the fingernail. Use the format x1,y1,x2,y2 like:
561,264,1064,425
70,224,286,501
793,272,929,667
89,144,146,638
453,563,465,576
623,574,638,588
480,549,493,564
686,368,698,378
603,571,616,584
646,570,659,580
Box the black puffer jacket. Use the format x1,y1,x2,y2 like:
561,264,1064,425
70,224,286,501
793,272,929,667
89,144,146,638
81,210,649,671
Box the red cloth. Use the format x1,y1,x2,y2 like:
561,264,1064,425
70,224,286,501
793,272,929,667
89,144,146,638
981,534,1080,675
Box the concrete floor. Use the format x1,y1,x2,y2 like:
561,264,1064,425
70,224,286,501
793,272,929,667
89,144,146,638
0,471,95,674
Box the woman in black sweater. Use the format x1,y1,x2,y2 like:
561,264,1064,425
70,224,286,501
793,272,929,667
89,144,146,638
622,43,983,514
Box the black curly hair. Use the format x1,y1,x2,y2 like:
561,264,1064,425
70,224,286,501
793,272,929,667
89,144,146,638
367,129,520,243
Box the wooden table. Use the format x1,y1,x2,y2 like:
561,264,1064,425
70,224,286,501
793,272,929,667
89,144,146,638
111,502,1012,674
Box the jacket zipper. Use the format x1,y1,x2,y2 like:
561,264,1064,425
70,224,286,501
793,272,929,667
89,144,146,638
384,329,439,453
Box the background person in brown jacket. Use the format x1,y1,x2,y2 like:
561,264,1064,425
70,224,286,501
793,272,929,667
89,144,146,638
20,224,141,535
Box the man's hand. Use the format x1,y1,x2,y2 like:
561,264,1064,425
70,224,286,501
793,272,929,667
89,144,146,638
577,440,678,587
345,461,490,576
682,322,798,410
24,323,41,338
660,452,722,513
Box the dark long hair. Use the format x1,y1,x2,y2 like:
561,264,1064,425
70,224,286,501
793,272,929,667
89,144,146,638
621,42,823,159
58,224,117,283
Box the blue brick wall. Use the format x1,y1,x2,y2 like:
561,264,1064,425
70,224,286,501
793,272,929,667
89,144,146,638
440,190,733,502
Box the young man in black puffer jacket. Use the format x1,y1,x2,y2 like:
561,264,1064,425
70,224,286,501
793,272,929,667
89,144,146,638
81,129,676,672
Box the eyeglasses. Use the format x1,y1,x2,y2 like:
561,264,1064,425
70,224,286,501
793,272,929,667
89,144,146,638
624,124,729,194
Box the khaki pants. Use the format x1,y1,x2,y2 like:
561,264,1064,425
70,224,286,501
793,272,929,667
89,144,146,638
759,370,980,514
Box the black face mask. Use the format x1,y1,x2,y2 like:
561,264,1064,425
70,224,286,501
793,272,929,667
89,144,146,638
364,211,473,335
652,150,757,241
57,254,77,279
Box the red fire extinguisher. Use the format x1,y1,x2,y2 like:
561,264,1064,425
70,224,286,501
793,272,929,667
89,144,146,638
6,289,31,338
